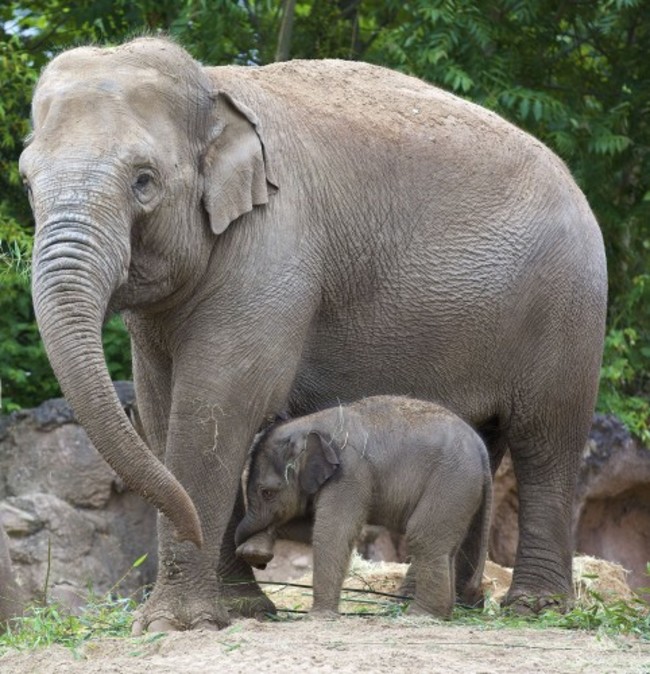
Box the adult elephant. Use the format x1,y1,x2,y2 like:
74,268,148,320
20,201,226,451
20,37,607,632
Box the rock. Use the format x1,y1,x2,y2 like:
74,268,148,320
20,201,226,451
0,501,43,537
0,524,25,629
488,457,518,568
488,414,650,599
575,415,650,599
0,383,156,612
292,555,311,569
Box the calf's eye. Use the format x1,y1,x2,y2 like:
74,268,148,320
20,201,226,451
261,489,276,501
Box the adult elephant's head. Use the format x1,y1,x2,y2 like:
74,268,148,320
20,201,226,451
19,38,276,546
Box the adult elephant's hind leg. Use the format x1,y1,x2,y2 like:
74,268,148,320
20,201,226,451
504,403,591,614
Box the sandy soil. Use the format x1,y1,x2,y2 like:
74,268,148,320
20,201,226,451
2,617,649,674
1,556,648,673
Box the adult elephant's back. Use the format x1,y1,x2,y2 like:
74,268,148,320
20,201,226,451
215,60,606,416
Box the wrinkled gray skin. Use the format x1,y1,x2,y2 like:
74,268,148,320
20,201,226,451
0,527,25,630
20,37,607,632
235,397,493,618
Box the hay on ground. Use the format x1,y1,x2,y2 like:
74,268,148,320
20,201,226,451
261,554,634,613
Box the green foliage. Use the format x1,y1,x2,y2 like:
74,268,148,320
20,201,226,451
0,0,648,433
548,595,650,638
0,596,137,654
3,584,647,654
598,325,650,444
459,561,650,638
453,590,650,639
0,553,149,653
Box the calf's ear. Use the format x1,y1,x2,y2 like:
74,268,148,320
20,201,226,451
299,432,340,495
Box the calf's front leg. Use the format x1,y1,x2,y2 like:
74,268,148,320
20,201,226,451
310,488,366,617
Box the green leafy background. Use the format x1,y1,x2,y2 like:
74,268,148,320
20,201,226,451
1,1,648,441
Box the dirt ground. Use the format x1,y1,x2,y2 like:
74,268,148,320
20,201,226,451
1,555,649,673
3,616,649,674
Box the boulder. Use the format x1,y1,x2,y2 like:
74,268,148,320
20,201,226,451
0,383,156,612
574,415,650,598
488,414,650,599
0,524,25,629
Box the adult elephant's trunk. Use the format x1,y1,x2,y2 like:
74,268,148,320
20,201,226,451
32,217,203,547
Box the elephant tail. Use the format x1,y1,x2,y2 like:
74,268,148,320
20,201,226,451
460,442,493,607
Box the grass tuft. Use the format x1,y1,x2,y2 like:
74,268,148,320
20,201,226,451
452,589,650,639
0,594,137,655
0,553,149,655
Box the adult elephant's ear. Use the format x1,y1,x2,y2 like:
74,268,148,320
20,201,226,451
299,433,340,495
202,92,278,235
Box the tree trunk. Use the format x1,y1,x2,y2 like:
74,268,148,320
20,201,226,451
275,0,297,62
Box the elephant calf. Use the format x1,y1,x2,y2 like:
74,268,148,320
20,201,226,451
235,396,492,618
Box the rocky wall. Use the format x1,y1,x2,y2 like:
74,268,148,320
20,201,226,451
0,383,157,612
487,414,650,598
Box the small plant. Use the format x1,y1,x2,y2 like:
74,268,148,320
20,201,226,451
451,595,650,638
0,595,138,655
0,554,148,654
547,593,650,639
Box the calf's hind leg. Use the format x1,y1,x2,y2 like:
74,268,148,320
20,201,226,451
404,501,461,618
406,551,455,618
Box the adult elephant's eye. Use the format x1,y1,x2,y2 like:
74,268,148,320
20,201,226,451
135,173,151,188
261,489,276,502
132,169,158,206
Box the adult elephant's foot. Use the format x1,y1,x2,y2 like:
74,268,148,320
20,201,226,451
308,608,338,620
405,600,451,619
396,565,416,600
221,578,277,618
131,581,230,635
502,587,572,616
219,555,277,619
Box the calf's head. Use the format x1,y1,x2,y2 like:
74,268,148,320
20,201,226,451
234,426,340,547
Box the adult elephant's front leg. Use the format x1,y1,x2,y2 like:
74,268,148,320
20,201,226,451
217,489,277,618
131,386,271,633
